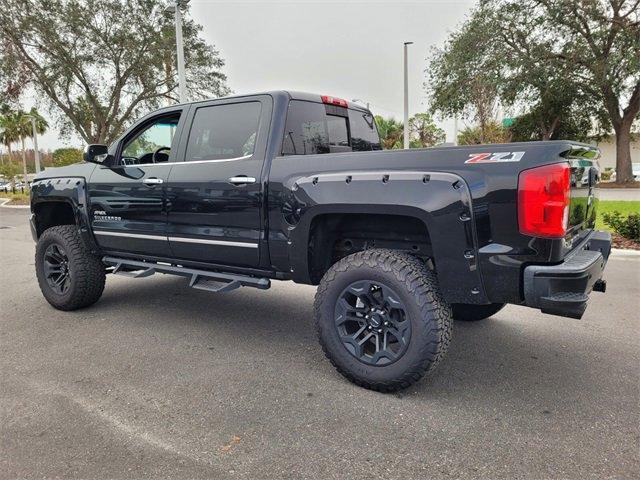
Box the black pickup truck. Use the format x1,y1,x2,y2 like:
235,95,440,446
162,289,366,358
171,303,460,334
30,91,611,391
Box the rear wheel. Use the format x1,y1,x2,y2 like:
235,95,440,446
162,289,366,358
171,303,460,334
314,249,453,392
35,225,106,311
451,303,505,322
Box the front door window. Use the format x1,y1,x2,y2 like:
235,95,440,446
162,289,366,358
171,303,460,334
120,115,180,165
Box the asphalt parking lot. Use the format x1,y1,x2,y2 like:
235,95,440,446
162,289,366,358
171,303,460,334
1,207,638,479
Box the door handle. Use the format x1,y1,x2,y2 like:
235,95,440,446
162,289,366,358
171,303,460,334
143,177,164,186
228,176,256,185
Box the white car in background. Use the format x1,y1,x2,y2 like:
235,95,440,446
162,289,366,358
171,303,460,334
610,162,640,182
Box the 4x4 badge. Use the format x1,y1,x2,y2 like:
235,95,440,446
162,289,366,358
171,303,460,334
465,151,525,164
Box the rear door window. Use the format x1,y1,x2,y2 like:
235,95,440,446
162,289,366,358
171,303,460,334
327,115,349,147
282,101,330,155
349,110,381,151
282,100,380,155
186,101,261,161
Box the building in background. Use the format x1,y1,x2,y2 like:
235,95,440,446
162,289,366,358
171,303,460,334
594,135,640,170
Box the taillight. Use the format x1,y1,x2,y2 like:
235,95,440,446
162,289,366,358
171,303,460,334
518,162,571,238
321,95,348,108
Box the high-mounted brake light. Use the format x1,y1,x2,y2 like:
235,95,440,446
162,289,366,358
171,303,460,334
518,162,571,238
321,95,348,108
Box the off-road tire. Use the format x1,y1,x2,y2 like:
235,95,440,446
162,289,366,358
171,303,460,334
451,303,505,322
35,225,106,311
314,249,453,392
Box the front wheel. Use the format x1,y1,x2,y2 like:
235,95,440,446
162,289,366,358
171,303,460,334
314,249,453,392
35,225,106,311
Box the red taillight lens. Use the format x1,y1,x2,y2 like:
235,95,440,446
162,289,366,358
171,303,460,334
321,95,348,108
518,162,571,238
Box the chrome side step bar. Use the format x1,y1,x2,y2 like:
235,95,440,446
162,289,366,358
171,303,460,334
103,256,271,293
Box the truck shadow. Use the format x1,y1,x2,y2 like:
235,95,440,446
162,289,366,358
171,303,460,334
95,275,601,402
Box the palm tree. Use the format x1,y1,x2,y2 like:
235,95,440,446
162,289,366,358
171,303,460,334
27,107,48,138
13,110,32,182
374,116,404,150
26,108,48,172
14,108,48,182
0,112,20,166
0,116,7,165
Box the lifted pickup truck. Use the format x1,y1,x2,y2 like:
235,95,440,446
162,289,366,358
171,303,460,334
30,91,611,391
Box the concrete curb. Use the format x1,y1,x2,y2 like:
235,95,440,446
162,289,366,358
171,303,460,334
0,198,30,209
611,248,640,257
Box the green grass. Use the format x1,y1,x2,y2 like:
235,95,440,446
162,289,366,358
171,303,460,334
596,200,640,232
0,191,30,205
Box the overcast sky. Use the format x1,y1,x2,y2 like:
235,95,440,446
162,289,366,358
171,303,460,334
31,0,476,150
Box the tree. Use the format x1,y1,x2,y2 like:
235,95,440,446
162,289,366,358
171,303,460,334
0,161,20,183
375,116,404,149
27,108,48,139
13,110,32,181
409,113,446,147
527,0,640,184
9,108,48,181
0,110,19,164
509,104,593,143
458,122,510,145
52,147,83,167
24,108,48,171
0,0,229,145
426,4,592,143
429,0,639,183
375,114,445,149
426,12,503,142
0,106,47,172
485,1,602,142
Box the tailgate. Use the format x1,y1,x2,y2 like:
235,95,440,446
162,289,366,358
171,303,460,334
565,146,600,244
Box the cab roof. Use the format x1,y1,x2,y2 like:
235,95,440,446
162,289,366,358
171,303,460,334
176,90,370,112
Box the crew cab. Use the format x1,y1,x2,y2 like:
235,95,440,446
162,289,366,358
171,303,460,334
30,91,611,391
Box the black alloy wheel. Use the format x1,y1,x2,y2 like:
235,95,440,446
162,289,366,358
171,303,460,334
35,225,106,310
314,249,453,392
43,243,71,295
335,280,411,366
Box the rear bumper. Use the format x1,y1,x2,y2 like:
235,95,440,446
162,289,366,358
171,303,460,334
523,230,611,319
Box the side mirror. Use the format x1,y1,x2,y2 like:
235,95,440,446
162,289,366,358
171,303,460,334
83,144,109,164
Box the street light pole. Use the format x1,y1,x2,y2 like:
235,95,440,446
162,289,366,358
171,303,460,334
453,114,458,146
30,116,41,173
166,0,190,103
403,42,413,150
174,3,187,103
24,115,41,173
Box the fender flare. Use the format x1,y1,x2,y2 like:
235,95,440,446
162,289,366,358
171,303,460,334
30,177,100,253
282,170,489,304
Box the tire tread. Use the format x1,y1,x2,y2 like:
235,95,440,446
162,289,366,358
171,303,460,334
35,225,105,311
314,249,453,392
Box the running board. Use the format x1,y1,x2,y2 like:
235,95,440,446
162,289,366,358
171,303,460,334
103,256,270,293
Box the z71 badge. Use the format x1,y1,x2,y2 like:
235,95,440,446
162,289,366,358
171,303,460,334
465,151,525,164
